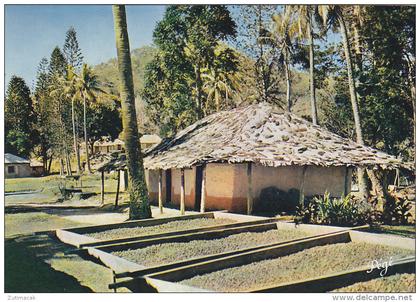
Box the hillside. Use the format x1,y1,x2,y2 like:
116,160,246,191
93,44,327,133
93,45,157,96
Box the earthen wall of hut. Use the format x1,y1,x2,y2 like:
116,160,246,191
146,163,352,213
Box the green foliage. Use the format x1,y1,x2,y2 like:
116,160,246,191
63,26,84,71
294,191,378,226
382,194,412,225
321,6,415,161
5,76,36,157
143,5,238,136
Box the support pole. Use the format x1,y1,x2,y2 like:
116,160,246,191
158,169,163,214
200,164,206,213
180,169,185,215
101,170,105,205
115,170,120,209
247,163,253,215
300,166,308,198
344,167,349,196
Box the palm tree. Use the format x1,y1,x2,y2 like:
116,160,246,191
288,5,318,124
75,63,107,173
50,66,81,175
202,67,239,113
113,4,151,219
318,5,368,197
271,10,299,112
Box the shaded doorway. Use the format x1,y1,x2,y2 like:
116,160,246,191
165,169,172,203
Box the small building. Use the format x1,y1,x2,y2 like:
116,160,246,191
5,153,32,178
143,103,408,214
93,135,162,154
30,159,45,177
93,138,125,154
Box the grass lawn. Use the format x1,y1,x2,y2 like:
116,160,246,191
5,209,128,293
5,212,90,237
5,173,128,207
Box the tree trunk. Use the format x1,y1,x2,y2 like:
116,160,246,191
59,157,65,176
83,95,92,173
366,169,389,212
47,155,53,175
113,5,151,219
284,54,292,112
71,98,81,174
65,149,72,176
339,15,368,199
308,28,318,125
194,65,204,119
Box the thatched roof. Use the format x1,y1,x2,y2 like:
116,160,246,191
144,103,411,170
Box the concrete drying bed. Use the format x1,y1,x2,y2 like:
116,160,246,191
179,241,412,292
110,228,414,293
332,273,415,293
56,212,271,248
112,228,308,267
86,218,236,240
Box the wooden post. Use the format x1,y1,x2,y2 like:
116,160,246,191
158,169,163,214
300,166,308,198
115,170,120,209
200,164,206,213
101,170,105,205
344,167,349,196
247,163,253,215
180,169,185,215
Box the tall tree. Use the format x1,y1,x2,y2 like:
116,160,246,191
144,5,238,136
319,5,368,196
270,10,300,111
33,57,53,173
113,4,151,219
5,76,35,157
63,26,84,71
75,63,107,173
48,47,74,175
234,5,282,105
288,5,319,124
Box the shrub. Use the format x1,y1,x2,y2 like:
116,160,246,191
294,191,378,227
382,194,412,225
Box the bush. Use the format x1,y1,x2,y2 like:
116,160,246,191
294,191,379,227
382,194,412,225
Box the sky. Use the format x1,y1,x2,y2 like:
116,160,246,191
5,5,166,88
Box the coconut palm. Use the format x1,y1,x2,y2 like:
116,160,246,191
287,5,318,124
75,63,107,173
113,4,151,219
271,10,299,112
202,67,239,113
318,5,368,197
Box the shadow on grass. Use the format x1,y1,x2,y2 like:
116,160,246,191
5,233,93,293
362,225,416,239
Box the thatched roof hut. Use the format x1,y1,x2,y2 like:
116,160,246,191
144,103,409,171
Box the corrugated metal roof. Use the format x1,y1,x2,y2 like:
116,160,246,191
5,153,30,164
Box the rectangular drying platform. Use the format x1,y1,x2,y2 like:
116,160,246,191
56,211,272,248
108,225,415,293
